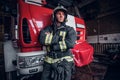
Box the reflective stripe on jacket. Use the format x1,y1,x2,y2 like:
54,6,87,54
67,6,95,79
44,56,73,64
45,33,53,45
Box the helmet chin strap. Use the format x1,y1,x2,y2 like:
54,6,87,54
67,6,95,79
56,21,65,27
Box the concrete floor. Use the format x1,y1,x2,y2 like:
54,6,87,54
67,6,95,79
72,62,107,80
1,61,120,80
103,61,120,80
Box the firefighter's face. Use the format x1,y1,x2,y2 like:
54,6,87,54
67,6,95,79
56,11,65,23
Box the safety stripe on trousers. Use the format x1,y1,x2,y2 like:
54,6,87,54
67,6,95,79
45,56,73,64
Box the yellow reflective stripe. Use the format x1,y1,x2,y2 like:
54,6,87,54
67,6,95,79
60,31,63,36
60,31,66,40
46,46,50,52
63,40,67,50
62,32,67,50
59,31,67,51
59,41,63,51
45,56,73,64
49,33,53,44
59,41,67,51
45,33,53,45
62,31,66,40
59,32,64,51
45,34,49,45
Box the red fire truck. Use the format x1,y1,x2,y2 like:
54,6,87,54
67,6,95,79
4,0,93,79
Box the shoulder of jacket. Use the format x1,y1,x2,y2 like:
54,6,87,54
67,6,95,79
65,25,70,28
42,25,52,31
65,25,74,30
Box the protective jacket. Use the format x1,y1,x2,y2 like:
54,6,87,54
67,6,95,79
39,24,76,59
39,24,76,80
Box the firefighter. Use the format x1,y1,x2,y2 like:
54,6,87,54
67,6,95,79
39,5,76,80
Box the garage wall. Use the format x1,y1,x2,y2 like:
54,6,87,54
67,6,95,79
86,12,120,44
85,11,120,54
86,12,120,36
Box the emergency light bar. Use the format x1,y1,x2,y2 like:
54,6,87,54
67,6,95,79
25,0,46,6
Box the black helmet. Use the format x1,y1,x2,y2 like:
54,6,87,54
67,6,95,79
53,5,67,22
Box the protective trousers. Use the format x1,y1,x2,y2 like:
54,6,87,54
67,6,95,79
41,60,74,80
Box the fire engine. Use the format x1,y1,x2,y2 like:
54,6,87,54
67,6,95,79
4,0,94,79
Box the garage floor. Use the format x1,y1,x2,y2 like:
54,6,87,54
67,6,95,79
72,62,107,80
1,58,120,80
103,61,120,80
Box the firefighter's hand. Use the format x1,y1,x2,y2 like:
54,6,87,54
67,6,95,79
45,32,50,35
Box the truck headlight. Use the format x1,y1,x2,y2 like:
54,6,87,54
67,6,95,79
18,55,45,68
